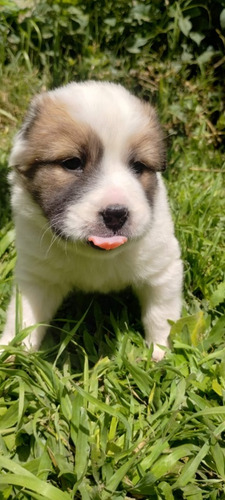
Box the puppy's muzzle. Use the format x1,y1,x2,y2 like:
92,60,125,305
101,204,129,232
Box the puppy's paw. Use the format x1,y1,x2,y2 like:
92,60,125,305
152,344,167,362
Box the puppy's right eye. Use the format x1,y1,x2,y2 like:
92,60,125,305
61,157,84,171
130,161,147,176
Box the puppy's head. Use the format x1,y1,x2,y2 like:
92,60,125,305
10,81,166,252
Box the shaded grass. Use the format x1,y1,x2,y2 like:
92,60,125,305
1,313,225,499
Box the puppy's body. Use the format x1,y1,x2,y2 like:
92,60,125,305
2,82,183,360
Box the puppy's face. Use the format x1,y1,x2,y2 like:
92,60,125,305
11,82,166,252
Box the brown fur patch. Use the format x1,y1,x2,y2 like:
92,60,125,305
126,103,164,204
16,95,103,211
128,103,166,172
17,95,103,170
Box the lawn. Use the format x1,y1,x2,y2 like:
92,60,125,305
0,1,225,498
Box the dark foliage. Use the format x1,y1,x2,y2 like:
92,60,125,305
1,0,225,86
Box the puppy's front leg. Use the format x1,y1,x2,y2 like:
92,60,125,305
135,260,183,361
1,280,65,350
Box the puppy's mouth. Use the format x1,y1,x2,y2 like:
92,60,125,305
88,235,128,251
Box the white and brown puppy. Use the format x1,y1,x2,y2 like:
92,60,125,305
1,81,183,361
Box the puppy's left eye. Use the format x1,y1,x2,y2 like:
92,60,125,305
130,161,147,176
61,157,84,172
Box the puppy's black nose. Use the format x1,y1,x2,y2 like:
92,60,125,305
101,204,129,232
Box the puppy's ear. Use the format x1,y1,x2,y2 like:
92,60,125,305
9,95,41,171
155,139,167,172
9,93,48,172
139,101,167,172
159,140,167,172
159,132,168,172
159,158,167,172
20,94,44,140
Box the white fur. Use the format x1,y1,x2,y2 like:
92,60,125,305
1,82,183,360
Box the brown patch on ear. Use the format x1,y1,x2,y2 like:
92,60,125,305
129,102,166,172
20,97,42,140
16,94,103,171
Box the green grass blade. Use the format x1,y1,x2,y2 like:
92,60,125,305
74,385,131,438
0,229,15,258
0,475,70,500
74,407,90,481
0,402,19,431
174,443,210,488
103,455,137,497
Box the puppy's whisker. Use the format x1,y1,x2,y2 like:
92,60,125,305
45,225,64,256
47,217,69,256
45,233,59,257
40,222,53,247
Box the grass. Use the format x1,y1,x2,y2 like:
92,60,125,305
0,9,225,499
1,314,225,499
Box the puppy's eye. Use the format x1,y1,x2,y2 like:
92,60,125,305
61,157,84,172
130,161,147,176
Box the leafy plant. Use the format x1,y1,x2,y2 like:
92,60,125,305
1,0,225,85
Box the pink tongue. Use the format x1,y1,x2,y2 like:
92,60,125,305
88,235,127,250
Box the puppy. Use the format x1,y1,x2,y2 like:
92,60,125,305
1,81,183,361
